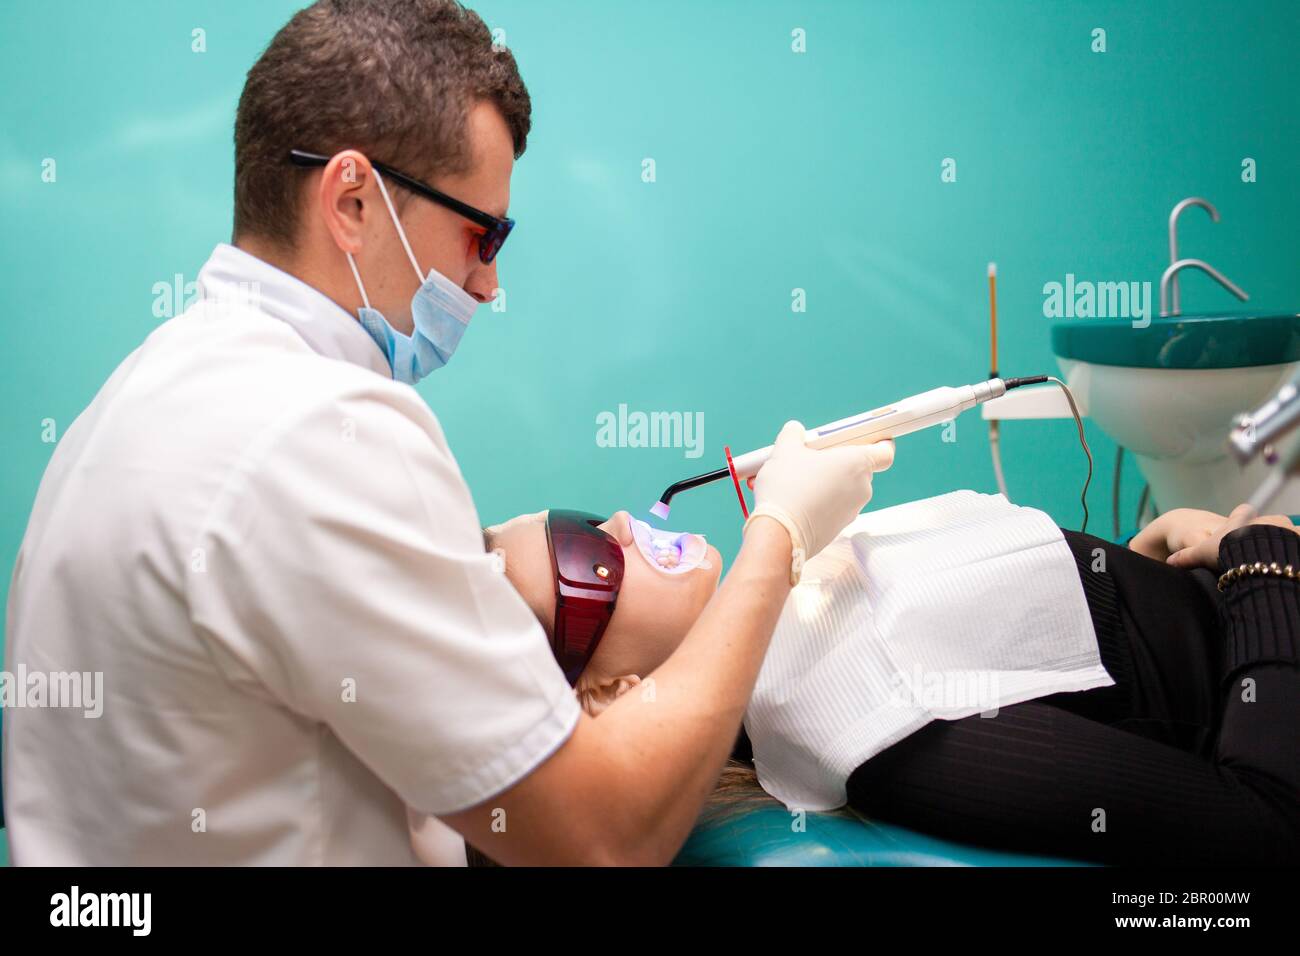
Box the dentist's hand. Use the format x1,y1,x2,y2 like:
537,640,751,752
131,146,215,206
744,420,895,564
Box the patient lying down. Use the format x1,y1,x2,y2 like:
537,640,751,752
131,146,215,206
450,496,1300,866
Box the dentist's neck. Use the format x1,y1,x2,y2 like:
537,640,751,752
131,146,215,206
235,233,361,323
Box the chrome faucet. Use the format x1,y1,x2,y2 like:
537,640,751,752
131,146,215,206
1168,197,1220,316
1159,258,1249,317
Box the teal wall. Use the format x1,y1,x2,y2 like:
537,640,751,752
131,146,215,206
2,0,1298,862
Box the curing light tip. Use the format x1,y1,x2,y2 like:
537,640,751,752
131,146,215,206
649,501,671,521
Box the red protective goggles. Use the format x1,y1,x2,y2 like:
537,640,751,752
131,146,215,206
545,510,625,685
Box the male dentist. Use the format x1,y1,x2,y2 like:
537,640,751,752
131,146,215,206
3,0,892,865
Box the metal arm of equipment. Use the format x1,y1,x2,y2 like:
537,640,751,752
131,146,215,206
1229,371,1300,465
1232,370,1300,513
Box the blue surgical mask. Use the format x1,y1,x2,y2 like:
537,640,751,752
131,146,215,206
346,169,479,384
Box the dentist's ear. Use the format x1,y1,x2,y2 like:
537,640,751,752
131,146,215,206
316,149,377,256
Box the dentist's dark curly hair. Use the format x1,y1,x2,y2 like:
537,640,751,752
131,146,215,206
233,0,530,249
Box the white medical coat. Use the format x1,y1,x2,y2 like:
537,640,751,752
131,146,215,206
2,243,581,865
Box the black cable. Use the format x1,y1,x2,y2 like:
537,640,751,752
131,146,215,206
1001,375,1092,534
1046,376,1092,534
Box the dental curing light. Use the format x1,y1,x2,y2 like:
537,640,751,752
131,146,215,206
650,376,1050,520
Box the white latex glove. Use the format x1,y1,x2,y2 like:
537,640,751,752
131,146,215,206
742,420,895,582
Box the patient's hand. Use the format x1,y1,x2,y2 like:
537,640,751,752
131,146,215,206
1164,504,1296,571
1132,504,1296,569
1129,508,1230,562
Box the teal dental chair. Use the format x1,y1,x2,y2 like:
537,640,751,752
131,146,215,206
672,804,1088,867
670,736,1091,867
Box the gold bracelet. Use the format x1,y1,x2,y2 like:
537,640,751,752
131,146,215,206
1217,561,1297,592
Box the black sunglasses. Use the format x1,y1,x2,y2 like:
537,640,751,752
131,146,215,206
288,149,515,265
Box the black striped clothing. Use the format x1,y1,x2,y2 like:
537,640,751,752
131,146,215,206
840,524,1300,865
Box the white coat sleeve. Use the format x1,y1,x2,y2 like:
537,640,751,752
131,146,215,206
186,382,582,816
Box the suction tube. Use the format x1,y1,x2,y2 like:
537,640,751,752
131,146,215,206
650,377,1043,519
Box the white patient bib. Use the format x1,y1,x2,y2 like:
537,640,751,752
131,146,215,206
744,490,1114,811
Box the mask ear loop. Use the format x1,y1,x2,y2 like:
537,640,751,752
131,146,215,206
345,252,372,310
370,169,426,283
